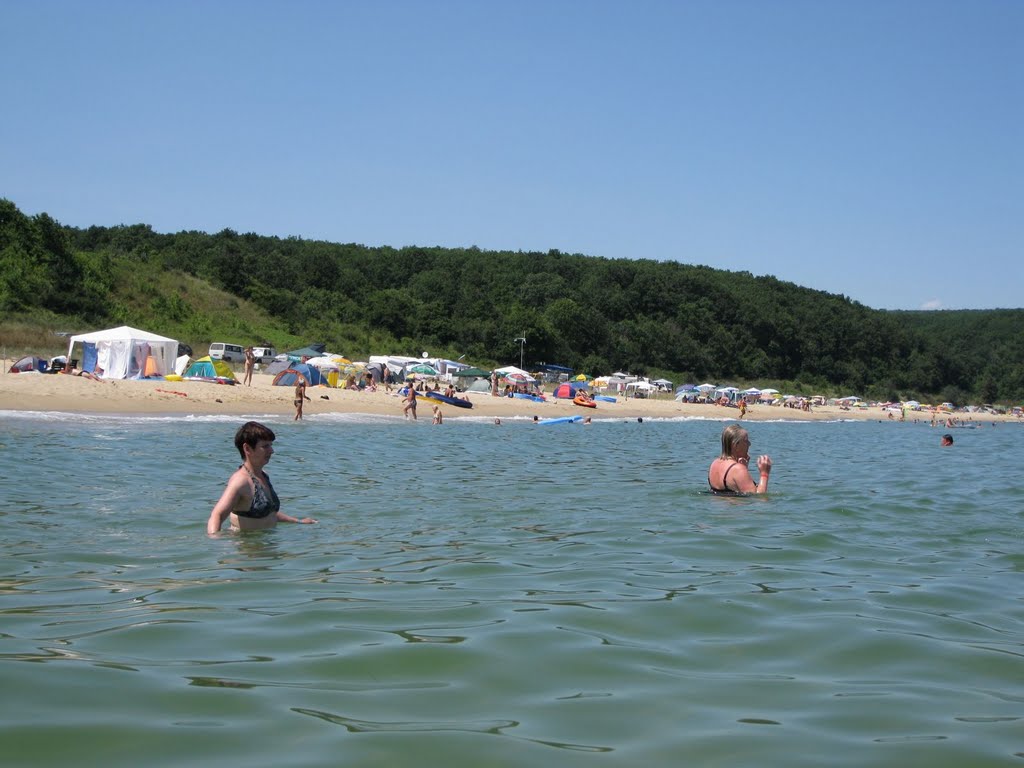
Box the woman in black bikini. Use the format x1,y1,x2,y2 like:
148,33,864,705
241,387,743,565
207,421,317,533
708,424,772,494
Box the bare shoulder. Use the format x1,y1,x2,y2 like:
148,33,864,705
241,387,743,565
227,467,252,491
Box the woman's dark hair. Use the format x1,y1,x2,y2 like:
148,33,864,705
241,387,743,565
234,421,276,459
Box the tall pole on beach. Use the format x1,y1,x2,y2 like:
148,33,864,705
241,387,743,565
515,336,526,370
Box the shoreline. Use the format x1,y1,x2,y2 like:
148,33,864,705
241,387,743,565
0,372,1015,425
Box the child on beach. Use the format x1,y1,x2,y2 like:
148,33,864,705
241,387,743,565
432,404,443,424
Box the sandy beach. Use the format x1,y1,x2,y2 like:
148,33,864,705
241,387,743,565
0,370,1013,424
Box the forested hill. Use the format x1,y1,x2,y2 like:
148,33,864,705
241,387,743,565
1,198,1021,403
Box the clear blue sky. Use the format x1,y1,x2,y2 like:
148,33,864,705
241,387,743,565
3,1,1021,310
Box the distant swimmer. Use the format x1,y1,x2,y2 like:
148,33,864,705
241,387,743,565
708,424,772,494
941,434,954,446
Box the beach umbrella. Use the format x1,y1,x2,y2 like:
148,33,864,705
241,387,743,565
573,373,591,381
696,383,717,391
494,365,532,378
304,356,341,371
503,372,534,384
408,364,439,376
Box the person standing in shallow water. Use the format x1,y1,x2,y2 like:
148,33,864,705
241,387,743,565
207,421,317,534
708,424,772,494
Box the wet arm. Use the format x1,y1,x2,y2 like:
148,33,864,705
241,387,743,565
207,476,245,534
731,458,770,494
276,512,317,525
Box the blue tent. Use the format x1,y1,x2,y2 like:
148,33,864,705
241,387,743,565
272,363,325,387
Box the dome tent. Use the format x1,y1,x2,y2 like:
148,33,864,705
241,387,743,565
9,355,48,373
272,363,326,387
553,382,587,399
183,356,237,381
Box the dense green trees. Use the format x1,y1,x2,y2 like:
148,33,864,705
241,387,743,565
2,198,1021,403
0,200,112,318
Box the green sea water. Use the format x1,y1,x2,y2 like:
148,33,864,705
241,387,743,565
1,411,1022,767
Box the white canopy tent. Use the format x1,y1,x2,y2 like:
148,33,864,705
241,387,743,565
66,325,178,379
596,375,628,393
625,381,657,397
494,365,536,382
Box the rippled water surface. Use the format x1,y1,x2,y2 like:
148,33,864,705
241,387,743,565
2,411,1022,767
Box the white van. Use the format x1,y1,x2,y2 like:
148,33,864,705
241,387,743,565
209,342,245,363
252,346,277,364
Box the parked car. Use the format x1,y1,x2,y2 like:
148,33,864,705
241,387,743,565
209,342,245,363
252,346,277,365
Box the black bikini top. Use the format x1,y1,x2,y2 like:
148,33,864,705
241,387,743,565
708,461,740,495
235,466,280,519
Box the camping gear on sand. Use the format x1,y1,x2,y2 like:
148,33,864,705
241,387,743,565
66,325,178,379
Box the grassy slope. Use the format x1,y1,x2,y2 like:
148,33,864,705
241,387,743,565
0,259,302,364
